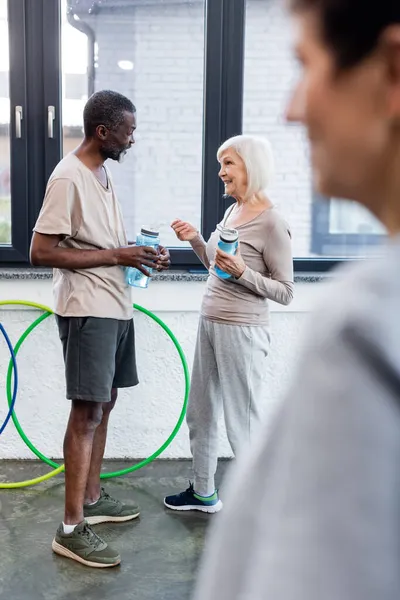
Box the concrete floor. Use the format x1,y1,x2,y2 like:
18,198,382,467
0,459,229,600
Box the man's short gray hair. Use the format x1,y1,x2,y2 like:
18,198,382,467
217,135,275,200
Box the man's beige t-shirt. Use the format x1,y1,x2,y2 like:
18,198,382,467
34,153,133,320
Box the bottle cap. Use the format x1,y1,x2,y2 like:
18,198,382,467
141,228,159,237
217,225,238,243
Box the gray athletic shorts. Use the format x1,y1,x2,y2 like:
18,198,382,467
56,315,139,402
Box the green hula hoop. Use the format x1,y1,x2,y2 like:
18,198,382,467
0,300,189,488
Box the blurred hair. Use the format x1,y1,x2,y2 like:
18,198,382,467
289,0,400,69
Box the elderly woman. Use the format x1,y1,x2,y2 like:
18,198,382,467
164,134,294,512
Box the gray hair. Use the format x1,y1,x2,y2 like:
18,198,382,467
217,134,275,200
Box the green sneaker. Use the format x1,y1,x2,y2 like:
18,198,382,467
52,521,121,568
84,488,140,525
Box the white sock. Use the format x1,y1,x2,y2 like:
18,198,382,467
63,522,78,534
85,499,98,506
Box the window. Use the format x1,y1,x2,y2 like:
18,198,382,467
0,0,29,263
243,0,385,263
0,4,11,246
311,193,385,257
0,0,384,270
61,0,205,249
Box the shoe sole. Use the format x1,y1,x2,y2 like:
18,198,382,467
85,512,140,525
163,499,223,513
51,539,121,568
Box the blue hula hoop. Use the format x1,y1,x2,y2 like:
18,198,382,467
0,322,18,436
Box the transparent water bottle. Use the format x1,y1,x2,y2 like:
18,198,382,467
125,228,160,289
214,226,239,280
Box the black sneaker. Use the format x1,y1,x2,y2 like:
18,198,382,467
164,482,223,513
52,521,121,568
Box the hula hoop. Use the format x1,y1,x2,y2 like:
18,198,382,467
0,322,18,436
0,300,189,488
0,464,66,489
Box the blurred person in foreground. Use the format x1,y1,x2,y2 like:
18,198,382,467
193,1,400,599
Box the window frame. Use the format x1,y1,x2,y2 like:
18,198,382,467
0,0,29,264
0,0,383,272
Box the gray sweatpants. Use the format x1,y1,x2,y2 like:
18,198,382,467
187,316,271,496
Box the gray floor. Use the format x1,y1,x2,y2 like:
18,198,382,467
0,459,229,600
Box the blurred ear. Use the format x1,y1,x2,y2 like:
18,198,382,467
380,25,400,121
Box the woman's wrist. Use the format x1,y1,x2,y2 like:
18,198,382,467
189,231,203,245
235,265,246,279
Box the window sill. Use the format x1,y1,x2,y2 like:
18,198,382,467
0,267,332,283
